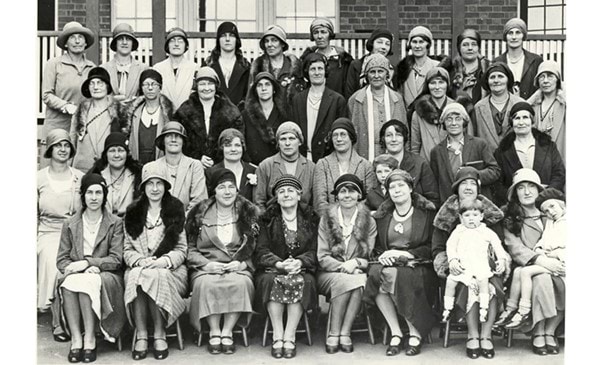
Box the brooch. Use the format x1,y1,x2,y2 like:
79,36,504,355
394,223,404,234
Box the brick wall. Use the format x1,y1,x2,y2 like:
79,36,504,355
58,0,111,32
340,0,517,37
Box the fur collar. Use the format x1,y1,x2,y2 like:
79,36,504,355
433,194,504,232
393,54,446,90
124,194,185,257
185,195,262,261
243,92,288,144
373,193,436,219
497,128,553,152
72,96,128,137
528,88,566,106
261,202,318,245
251,53,299,81
122,94,174,135
321,203,373,259
299,46,353,68
414,94,447,125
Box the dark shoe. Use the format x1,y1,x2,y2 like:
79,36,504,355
221,336,236,355
54,332,71,343
494,308,517,327
271,339,284,359
283,340,297,358
325,335,339,354
67,348,83,363
466,337,480,359
505,312,531,329
82,347,96,363
132,338,148,360
405,335,422,356
386,335,403,356
544,334,560,355
532,334,548,356
153,338,169,360
479,338,495,359
339,335,353,353
208,335,222,354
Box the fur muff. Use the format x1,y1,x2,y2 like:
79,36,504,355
122,94,174,135
185,195,262,261
243,89,288,144
414,94,443,126
497,128,553,152
372,192,436,220
173,90,243,160
72,96,128,138
124,194,185,257
321,203,373,260
433,194,504,233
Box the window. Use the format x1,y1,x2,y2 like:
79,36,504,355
198,0,257,32
113,0,177,32
275,0,337,33
522,0,566,35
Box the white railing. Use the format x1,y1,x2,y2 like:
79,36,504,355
37,33,565,119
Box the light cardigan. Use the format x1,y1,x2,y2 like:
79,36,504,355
153,57,198,110
528,89,566,162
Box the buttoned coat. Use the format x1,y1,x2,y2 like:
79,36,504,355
473,93,524,150
203,54,250,106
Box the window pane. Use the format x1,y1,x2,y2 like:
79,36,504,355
546,0,563,5
317,0,336,17
528,0,544,6
137,19,152,32
206,21,216,30
296,0,315,14
545,6,563,30
166,18,177,30
137,0,152,18
205,0,215,19
166,0,176,18
277,0,295,17
217,0,235,19
238,0,256,20
528,7,544,31
297,18,313,33
237,21,256,32
115,0,135,18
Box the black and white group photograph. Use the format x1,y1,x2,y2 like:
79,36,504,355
3,0,593,363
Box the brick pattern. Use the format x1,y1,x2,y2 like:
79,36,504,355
58,0,111,32
340,0,517,37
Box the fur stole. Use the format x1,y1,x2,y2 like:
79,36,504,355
250,53,299,85
497,128,553,152
72,96,128,137
243,92,288,144
393,54,447,90
449,55,489,91
321,203,373,259
433,194,504,233
414,94,444,126
261,202,319,245
124,194,185,257
372,192,436,220
122,94,174,135
185,195,262,261
174,90,243,159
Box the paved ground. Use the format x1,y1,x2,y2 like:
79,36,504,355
38,310,564,365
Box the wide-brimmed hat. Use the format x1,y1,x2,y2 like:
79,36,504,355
164,27,189,54
44,129,75,159
260,25,289,52
155,121,187,151
139,162,171,191
81,67,113,98
110,23,139,52
57,21,95,50
506,168,544,202
451,166,481,195
534,60,562,89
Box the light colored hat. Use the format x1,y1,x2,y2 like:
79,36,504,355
110,23,138,52
260,24,289,52
140,162,171,191
440,102,470,126
276,121,304,144
164,27,189,54
310,17,335,40
503,18,528,40
507,168,544,202
155,121,188,151
408,26,433,45
57,21,95,50
44,129,75,159
195,66,220,87
363,53,392,74
534,60,562,88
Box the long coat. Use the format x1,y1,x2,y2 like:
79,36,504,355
100,57,148,102
291,87,348,162
493,49,543,100
292,46,354,99
528,89,566,162
473,93,525,150
174,90,244,162
87,162,141,217
203,54,250,106
205,160,256,202
399,150,440,206
249,53,299,100
153,57,198,110
348,86,407,160
429,134,501,202
56,209,126,339
409,95,455,163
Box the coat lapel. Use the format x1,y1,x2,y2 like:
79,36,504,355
173,156,193,198
314,89,332,136
376,213,392,250
69,214,84,259
229,61,244,90
476,98,497,141
409,206,427,243
532,142,549,174
125,61,142,97
93,213,111,251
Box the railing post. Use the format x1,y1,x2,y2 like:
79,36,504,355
386,0,400,61
152,0,167,65
451,0,465,60
85,0,100,65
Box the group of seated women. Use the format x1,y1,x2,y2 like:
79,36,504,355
38,16,566,363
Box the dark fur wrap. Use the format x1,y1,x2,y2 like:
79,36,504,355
414,94,444,126
260,202,319,246
433,194,504,233
243,88,288,144
88,157,143,199
124,193,185,257
174,90,243,160
121,94,174,135
185,195,262,261
321,203,373,260
72,96,128,137
501,203,524,237
250,53,299,91
497,128,554,152
373,192,436,220
449,56,489,92
393,54,447,91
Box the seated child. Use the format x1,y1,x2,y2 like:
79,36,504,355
496,188,566,328
365,154,399,212
442,200,508,322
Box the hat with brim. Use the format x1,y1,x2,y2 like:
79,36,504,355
451,166,481,195
44,128,76,159
506,168,544,202
81,67,113,98
260,25,289,52
110,23,139,52
139,162,171,191
331,174,366,200
195,66,221,88
155,121,188,151
57,21,95,51
164,27,189,54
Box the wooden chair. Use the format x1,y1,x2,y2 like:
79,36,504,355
325,301,375,345
261,309,313,347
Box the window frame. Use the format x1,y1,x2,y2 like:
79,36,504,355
520,0,566,35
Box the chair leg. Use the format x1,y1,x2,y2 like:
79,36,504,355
241,326,249,347
304,311,312,346
262,316,270,347
506,328,513,348
443,320,451,348
365,312,375,345
382,325,388,346
116,335,122,352
325,305,332,339
131,328,138,352
197,320,202,347
426,332,432,344
176,319,184,350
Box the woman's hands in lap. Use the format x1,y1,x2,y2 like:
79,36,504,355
277,258,302,274
203,262,227,273
378,250,414,266
65,260,89,274
84,266,100,274
339,259,360,274
449,259,465,276
536,256,565,276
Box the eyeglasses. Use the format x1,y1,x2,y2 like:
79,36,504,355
538,73,558,81
168,37,186,44
142,82,161,89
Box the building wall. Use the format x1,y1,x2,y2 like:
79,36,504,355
339,0,518,36
58,0,111,32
